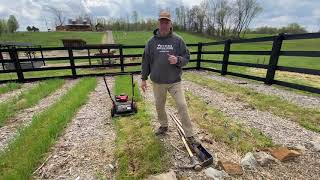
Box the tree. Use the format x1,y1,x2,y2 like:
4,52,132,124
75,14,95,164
31,26,40,32
0,19,8,35
195,5,206,33
48,6,66,26
232,0,262,38
279,23,307,34
26,26,32,32
7,15,19,33
132,11,138,30
216,0,232,37
203,0,218,36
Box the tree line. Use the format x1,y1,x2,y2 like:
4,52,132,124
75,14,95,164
90,0,263,38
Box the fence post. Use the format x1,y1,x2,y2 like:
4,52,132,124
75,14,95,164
40,46,45,66
68,48,77,78
119,44,124,72
196,42,203,70
265,33,284,85
0,50,5,70
221,39,231,75
9,47,24,82
87,48,91,66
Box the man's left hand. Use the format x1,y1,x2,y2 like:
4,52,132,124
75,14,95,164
168,54,178,64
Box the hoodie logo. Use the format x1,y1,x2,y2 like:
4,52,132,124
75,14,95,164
157,44,173,53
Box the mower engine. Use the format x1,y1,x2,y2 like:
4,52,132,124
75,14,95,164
116,93,129,102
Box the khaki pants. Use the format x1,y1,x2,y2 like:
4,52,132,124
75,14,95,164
152,81,194,137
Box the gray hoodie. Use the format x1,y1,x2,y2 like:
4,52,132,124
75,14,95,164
141,28,190,84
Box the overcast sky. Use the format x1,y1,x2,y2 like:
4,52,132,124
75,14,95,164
0,0,319,32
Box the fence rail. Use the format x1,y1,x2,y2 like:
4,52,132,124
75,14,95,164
0,32,319,94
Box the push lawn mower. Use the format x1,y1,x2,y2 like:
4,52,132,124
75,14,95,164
103,73,137,117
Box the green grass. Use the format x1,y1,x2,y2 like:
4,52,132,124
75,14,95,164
0,77,96,179
167,92,273,153
113,31,319,90
113,75,170,179
0,83,22,95
0,79,64,127
0,31,104,47
184,72,320,133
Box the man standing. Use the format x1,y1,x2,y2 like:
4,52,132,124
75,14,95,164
140,10,199,146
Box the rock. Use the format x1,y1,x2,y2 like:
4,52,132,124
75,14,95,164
240,152,257,169
147,170,177,180
253,151,276,166
311,137,320,152
269,147,301,162
312,142,320,152
218,161,243,176
289,144,307,154
108,164,115,170
204,167,227,179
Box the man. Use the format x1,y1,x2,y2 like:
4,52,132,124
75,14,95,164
140,10,199,146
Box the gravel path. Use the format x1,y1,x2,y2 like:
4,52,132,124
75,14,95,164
34,78,116,179
183,80,320,147
0,82,37,103
191,70,320,109
0,80,78,152
106,31,115,44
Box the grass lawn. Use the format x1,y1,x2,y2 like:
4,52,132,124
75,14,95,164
0,31,104,47
113,31,319,91
113,75,170,179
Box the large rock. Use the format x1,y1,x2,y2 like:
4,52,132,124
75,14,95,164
240,152,257,169
147,170,177,180
269,147,301,162
218,161,243,176
204,167,228,179
253,151,276,166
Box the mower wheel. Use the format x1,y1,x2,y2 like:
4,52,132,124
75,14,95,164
111,106,115,117
133,102,138,113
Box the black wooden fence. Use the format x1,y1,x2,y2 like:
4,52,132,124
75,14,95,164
0,32,319,94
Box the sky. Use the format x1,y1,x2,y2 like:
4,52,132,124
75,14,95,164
0,0,319,32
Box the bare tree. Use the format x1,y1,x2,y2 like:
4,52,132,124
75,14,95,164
48,7,66,26
132,11,138,30
204,0,218,36
196,5,206,33
216,0,232,37
232,0,262,38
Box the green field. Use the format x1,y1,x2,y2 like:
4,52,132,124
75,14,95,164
112,31,320,90
0,32,104,47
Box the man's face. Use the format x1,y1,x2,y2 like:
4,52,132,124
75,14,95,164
158,19,171,36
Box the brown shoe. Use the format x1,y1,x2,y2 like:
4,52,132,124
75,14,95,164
155,126,168,136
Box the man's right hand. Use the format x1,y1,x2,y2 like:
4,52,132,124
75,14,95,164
141,80,147,92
